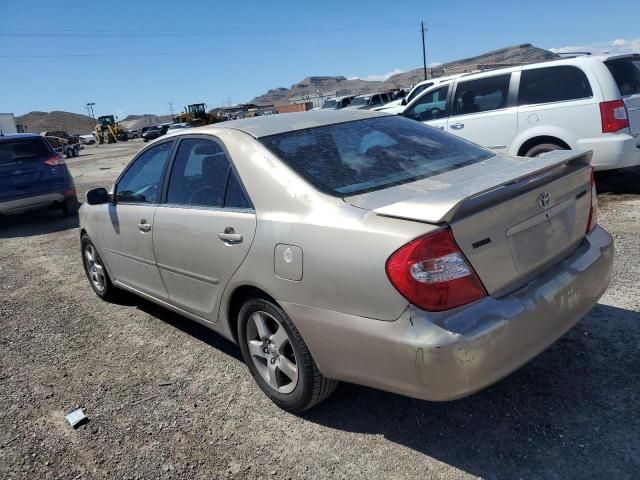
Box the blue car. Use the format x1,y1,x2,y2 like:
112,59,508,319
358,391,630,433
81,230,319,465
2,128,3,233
0,133,79,217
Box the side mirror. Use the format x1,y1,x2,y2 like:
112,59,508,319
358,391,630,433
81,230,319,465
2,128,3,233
401,98,407,106
86,187,110,205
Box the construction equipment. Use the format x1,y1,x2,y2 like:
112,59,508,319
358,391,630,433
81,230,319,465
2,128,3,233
93,115,128,144
174,103,225,127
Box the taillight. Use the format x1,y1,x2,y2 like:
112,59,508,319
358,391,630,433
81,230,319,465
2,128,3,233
587,168,598,233
385,228,487,312
43,154,65,166
600,100,629,133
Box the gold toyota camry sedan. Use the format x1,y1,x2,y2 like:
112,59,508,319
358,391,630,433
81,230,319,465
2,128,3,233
80,110,613,412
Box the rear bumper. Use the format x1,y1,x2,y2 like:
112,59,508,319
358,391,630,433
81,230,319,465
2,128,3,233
577,133,640,171
0,192,66,215
283,226,614,401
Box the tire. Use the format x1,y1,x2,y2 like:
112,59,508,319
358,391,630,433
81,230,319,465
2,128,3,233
72,146,79,157
61,196,79,217
81,235,120,301
237,297,337,412
524,143,567,158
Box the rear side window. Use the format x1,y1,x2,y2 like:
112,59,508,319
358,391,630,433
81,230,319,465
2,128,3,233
0,138,51,165
259,116,493,197
605,58,640,96
166,138,251,209
519,66,593,105
452,74,511,116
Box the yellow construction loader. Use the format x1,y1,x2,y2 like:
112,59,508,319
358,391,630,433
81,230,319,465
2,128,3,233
93,115,128,144
174,103,225,127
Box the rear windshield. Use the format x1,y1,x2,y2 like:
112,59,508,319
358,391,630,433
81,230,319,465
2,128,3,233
0,138,51,165
605,58,640,96
259,116,494,196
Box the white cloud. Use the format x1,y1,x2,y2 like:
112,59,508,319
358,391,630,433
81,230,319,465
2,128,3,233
349,68,405,82
549,38,640,55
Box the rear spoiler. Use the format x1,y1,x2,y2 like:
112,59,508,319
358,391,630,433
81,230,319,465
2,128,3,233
346,150,592,224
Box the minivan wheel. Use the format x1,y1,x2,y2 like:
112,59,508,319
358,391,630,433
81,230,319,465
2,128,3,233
525,143,566,158
237,298,337,412
81,235,120,301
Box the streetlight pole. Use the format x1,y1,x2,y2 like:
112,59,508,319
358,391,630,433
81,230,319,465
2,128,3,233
86,102,96,122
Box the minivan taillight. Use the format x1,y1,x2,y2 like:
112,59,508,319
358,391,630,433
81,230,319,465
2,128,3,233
385,228,487,312
587,168,598,233
599,100,629,133
43,154,65,166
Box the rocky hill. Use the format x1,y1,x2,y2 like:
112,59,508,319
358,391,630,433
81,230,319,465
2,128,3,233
119,114,172,130
16,111,97,135
250,43,558,105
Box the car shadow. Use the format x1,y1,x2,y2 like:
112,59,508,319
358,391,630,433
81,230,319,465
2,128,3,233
0,209,79,239
595,165,640,196
298,303,640,479
118,294,243,362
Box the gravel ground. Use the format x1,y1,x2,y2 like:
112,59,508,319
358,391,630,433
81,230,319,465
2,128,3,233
1,141,638,479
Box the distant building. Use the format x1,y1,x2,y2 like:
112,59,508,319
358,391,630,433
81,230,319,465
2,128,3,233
0,113,18,134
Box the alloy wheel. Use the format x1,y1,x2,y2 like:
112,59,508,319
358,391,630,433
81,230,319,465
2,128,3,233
84,244,106,293
245,311,299,394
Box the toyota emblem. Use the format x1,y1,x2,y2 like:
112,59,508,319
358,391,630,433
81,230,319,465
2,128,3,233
538,191,550,209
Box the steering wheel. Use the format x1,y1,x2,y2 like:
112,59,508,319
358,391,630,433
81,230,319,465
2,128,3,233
429,107,444,117
188,186,215,205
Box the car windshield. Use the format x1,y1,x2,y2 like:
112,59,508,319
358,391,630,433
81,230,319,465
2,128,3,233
322,99,338,109
349,96,370,106
260,116,494,196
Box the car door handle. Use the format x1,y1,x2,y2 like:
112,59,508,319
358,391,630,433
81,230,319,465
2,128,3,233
137,219,151,232
218,228,243,244
450,122,464,130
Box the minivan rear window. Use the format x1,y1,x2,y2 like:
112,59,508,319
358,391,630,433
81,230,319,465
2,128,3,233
0,138,50,165
519,66,592,105
605,58,640,96
259,116,494,196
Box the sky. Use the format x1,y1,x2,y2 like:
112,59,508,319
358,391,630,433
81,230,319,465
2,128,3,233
1,0,639,118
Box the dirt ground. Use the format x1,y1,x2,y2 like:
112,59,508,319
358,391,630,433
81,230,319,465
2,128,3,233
1,140,639,479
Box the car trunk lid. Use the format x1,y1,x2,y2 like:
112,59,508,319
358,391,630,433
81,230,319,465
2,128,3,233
345,150,593,295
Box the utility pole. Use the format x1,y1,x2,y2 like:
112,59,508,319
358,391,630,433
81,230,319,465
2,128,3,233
169,102,174,118
421,22,428,80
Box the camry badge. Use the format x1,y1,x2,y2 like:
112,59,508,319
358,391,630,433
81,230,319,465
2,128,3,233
538,191,550,209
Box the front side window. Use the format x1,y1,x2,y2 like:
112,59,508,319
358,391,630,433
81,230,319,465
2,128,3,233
116,141,173,203
605,58,640,96
403,85,449,122
166,138,251,209
452,74,511,116
519,66,593,105
260,116,493,197
407,82,433,103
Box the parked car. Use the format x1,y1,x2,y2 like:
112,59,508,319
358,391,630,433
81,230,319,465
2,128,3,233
373,73,474,114
79,134,96,145
167,123,192,131
343,92,392,110
142,125,168,142
80,110,612,412
320,96,356,110
401,54,640,170
127,129,141,139
0,133,79,216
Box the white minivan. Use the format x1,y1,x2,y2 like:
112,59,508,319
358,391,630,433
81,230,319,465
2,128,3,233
401,54,640,170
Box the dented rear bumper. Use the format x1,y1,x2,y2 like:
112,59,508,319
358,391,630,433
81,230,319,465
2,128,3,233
283,225,614,401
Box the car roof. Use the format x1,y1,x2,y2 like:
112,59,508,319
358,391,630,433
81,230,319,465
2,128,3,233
0,133,40,142
196,110,390,138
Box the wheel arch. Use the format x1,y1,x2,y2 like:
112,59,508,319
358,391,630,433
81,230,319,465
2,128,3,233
509,125,576,157
225,284,278,344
